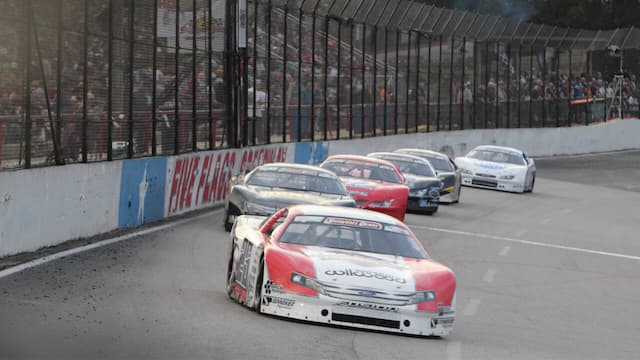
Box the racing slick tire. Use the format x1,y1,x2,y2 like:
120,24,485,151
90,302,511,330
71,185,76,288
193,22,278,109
524,175,535,193
226,248,235,298
253,259,265,312
223,204,240,232
452,183,461,204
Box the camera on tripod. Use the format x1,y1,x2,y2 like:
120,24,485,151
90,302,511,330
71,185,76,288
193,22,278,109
607,45,622,57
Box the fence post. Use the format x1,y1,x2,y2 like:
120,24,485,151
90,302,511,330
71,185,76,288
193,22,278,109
506,43,511,128
460,37,465,130
24,0,33,168
484,40,489,128
107,0,113,160
266,0,272,144
310,0,320,142
406,31,411,133
449,36,454,131
415,31,421,133
82,0,89,161
174,0,180,153
128,0,135,158
207,0,213,149
437,35,442,131
472,39,477,129
529,44,533,128
495,42,500,128
394,30,400,134
56,0,64,161
383,28,388,136
426,36,431,132
282,3,288,142
517,44,522,128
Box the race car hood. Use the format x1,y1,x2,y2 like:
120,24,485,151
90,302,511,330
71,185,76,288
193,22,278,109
403,174,441,191
456,157,526,177
300,247,417,292
243,186,355,207
340,177,407,199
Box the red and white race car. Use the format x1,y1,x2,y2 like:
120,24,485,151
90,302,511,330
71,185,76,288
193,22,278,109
319,155,409,221
226,205,457,337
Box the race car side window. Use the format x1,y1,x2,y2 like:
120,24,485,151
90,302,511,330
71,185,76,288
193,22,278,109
261,208,288,235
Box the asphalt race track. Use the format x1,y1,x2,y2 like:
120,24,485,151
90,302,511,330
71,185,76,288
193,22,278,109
1,151,640,359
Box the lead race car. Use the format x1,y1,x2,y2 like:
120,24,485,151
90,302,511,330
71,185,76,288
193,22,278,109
226,205,456,337
454,145,536,193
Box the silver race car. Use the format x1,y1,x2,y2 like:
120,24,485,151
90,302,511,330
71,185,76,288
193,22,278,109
454,145,536,193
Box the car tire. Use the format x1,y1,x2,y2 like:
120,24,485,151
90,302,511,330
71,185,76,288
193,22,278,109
224,203,240,232
452,183,461,204
525,175,535,193
253,259,265,312
223,210,233,232
226,247,236,298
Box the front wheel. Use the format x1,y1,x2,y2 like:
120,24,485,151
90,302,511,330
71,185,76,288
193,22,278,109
524,175,535,193
253,259,265,312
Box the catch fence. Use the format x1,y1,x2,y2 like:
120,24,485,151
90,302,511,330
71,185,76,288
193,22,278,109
2,0,640,170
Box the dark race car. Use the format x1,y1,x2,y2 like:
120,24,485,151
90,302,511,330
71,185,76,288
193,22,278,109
223,163,355,231
394,149,462,204
368,152,442,215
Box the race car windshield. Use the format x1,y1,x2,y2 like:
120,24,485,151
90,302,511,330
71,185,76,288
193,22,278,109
279,217,427,259
468,150,525,165
321,160,402,184
246,169,348,195
385,159,436,177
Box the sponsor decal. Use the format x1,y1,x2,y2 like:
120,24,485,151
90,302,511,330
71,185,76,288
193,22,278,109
337,301,399,313
357,290,377,297
264,295,295,308
118,158,167,228
166,145,288,215
324,269,407,284
477,162,506,170
349,190,369,197
324,217,383,230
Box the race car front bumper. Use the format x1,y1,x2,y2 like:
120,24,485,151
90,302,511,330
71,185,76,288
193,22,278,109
407,196,439,213
461,174,524,192
260,289,455,337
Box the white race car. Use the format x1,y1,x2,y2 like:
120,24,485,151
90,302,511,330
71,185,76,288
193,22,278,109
226,205,457,337
454,145,536,193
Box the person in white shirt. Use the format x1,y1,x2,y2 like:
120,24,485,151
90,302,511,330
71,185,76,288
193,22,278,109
248,81,267,142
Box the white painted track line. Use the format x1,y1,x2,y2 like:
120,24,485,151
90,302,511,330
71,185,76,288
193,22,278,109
412,225,640,261
0,209,223,279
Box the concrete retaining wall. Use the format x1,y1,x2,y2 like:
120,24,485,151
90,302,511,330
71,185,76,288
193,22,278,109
319,119,640,161
0,162,122,256
1,120,638,257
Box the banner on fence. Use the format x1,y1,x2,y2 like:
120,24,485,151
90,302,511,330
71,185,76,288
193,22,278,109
165,144,292,215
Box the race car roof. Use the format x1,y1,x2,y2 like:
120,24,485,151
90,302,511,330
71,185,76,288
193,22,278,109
472,145,524,156
288,204,405,227
257,162,338,177
368,152,431,165
394,148,449,160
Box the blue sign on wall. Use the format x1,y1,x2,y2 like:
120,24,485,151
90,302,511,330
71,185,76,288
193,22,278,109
118,158,167,228
294,142,329,165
